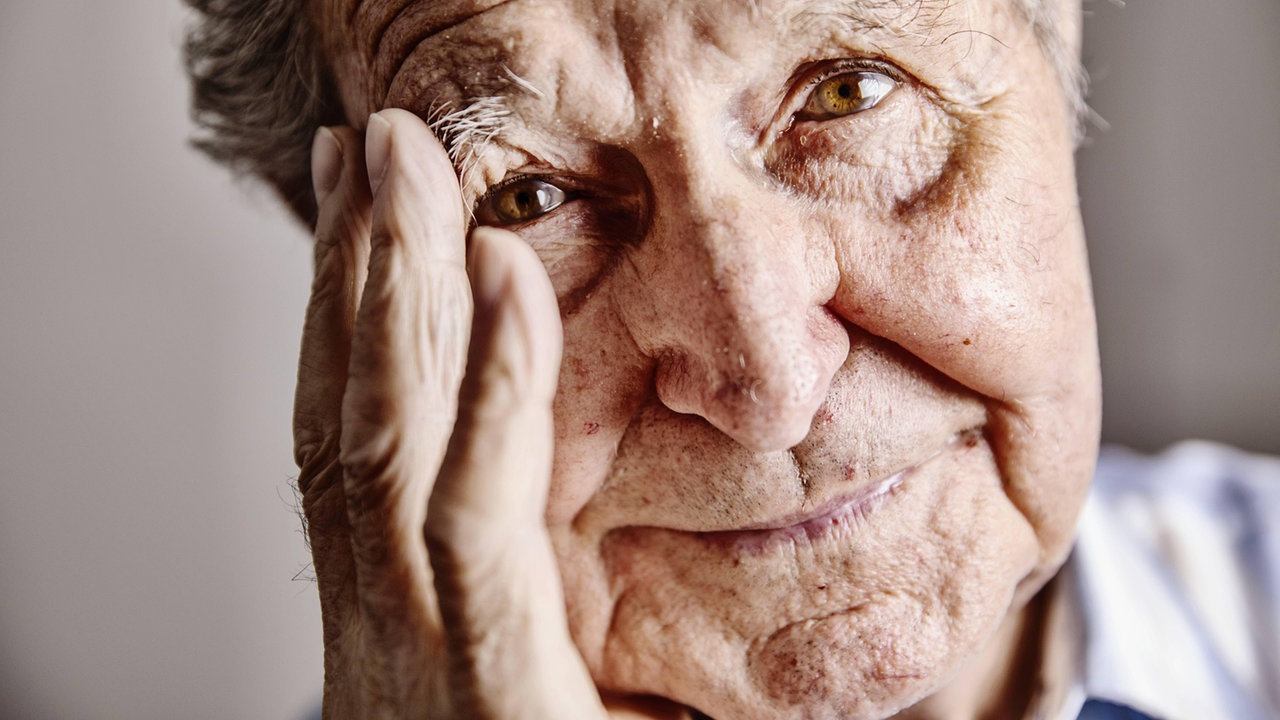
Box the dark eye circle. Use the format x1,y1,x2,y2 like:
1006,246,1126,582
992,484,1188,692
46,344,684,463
477,178,568,226
798,70,897,121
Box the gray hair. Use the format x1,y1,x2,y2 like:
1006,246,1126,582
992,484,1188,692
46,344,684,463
183,0,1085,227
185,0,338,223
1016,0,1089,141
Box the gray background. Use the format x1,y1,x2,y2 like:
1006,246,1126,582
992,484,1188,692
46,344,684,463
1,1,1276,718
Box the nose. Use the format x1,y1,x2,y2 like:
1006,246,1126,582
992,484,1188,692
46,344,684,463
620,168,849,452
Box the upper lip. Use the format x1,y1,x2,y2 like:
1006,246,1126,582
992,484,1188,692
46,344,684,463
701,428,978,535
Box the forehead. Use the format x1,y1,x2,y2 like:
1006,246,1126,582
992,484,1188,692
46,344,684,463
320,0,1022,115
332,0,964,44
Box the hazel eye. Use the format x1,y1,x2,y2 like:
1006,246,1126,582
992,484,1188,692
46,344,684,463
477,178,568,226
798,70,897,121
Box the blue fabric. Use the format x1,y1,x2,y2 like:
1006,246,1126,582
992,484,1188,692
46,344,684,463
1076,699,1156,720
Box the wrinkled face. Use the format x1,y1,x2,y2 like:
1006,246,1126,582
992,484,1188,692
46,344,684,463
322,0,1101,716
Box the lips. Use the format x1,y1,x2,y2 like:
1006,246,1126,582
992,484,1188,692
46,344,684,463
694,428,980,553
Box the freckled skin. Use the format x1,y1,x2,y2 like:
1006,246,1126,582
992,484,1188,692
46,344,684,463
319,0,1098,717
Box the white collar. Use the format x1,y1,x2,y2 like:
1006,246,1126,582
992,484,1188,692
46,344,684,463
1049,481,1274,720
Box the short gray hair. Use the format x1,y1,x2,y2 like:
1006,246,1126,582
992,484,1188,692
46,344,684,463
184,0,1084,227
1016,0,1088,141
185,0,338,223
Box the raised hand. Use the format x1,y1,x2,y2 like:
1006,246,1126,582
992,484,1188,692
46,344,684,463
291,109,659,719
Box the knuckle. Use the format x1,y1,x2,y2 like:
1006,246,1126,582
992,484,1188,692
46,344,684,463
338,432,404,494
294,430,341,493
299,473,348,548
337,419,426,514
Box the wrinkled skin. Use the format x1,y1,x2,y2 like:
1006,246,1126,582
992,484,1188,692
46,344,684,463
294,0,1101,718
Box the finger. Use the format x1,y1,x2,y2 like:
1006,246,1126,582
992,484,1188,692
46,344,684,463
338,109,470,633
427,228,605,719
294,126,372,496
430,228,561,536
294,125,372,574
601,694,696,720
293,127,375,702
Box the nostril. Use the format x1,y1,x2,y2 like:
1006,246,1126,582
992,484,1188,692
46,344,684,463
654,340,838,452
648,301,848,452
704,372,825,452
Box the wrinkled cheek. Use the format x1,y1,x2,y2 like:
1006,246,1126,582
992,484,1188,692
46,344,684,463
824,159,1093,409
544,283,652,527
986,388,1100,586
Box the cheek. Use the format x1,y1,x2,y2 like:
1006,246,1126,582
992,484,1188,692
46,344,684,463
820,127,1093,405
767,91,1093,403
544,290,652,527
767,95,956,213
812,107,1100,576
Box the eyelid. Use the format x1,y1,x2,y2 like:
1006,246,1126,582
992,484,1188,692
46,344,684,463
478,172,581,205
796,57,908,94
766,56,912,140
473,173,580,227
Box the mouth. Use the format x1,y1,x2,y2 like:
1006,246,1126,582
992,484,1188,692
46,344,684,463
695,428,981,554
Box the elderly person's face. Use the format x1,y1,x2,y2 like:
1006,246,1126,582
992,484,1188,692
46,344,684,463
317,0,1100,716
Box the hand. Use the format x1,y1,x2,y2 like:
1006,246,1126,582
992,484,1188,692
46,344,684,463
292,109,681,719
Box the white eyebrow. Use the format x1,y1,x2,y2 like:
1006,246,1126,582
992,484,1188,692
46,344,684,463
502,65,546,100
426,66,547,194
427,94,511,192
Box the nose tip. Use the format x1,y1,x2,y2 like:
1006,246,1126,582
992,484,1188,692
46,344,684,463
655,328,838,452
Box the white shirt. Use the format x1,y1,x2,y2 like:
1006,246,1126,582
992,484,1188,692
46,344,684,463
1058,441,1280,720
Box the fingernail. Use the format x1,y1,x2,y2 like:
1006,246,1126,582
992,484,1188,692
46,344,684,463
365,112,392,195
310,127,343,204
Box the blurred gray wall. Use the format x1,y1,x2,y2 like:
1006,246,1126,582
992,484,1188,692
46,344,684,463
1079,0,1280,455
0,1,1276,719
0,2,320,719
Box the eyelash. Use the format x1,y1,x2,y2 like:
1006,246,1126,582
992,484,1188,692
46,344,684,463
785,57,905,121
800,57,906,90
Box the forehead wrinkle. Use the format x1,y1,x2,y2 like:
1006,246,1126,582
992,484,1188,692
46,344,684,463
352,0,520,110
791,0,956,42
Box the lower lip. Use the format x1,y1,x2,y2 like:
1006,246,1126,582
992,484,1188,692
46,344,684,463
695,430,976,555
695,474,905,555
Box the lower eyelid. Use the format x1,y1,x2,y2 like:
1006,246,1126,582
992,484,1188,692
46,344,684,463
508,195,645,247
